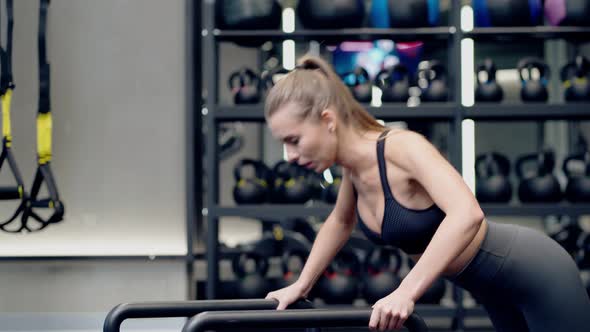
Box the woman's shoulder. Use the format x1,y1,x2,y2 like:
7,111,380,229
382,128,427,144
382,128,435,169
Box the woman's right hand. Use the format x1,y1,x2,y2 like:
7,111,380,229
265,281,307,310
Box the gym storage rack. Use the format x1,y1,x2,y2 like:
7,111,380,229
199,0,590,330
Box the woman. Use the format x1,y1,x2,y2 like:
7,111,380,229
263,55,590,332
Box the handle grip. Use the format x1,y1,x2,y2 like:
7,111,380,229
183,308,428,332
0,185,20,199
103,298,314,332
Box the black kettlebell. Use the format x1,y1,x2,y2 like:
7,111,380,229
545,217,583,255
417,60,448,102
475,152,512,203
272,161,312,204
322,166,342,204
475,58,504,102
304,168,325,201
362,247,402,304
561,55,590,102
261,66,290,97
280,218,317,244
563,151,590,203
277,248,308,287
388,0,429,27
575,232,590,269
215,0,281,30
419,278,446,304
232,250,270,299
318,246,360,304
375,64,410,103
407,259,446,304
233,159,271,204
228,68,261,104
516,150,563,203
297,0,365,29
517,57,550,102
342,67,372,103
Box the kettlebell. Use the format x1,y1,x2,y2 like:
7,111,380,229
545,217,583,255
475,58,504,102
407,259,446,304
417,60,448,102
277,248,308,287
562,151,590,203
561,55,590,101
318,246,361,304
215,0,281,30
342,67,372,103
388,0,429,27
321,166,342,204
228,68,261,104
280,218,317,244
475,152,513,203
261,66,290,97
515,150,563,203
545,0,590,26
375,64,410,103
297,0,365,29
233,159,271,204
272,161,312,204
419,278,446,304
517,57,550,102
232,250,270,299
304,168,325,201
575,232,590,269
362,247,402,304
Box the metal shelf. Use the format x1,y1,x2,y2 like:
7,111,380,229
481,204,590,217
214,27,453,42
211,205,332,219
463,104,590,121
213,104,457,122
465,26,590,41
212,204,590,219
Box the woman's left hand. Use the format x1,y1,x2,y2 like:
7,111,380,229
369,289,415,331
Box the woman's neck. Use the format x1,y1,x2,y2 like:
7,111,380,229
335,127,384,174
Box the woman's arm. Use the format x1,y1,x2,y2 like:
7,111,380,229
294,168,358,297
386,130,485,302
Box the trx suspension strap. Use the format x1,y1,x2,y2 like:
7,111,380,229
20,0,64,231
0,0,28,233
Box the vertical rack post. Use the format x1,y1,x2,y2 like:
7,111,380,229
203,0,220,300
450,0,466,330
185,0,203,300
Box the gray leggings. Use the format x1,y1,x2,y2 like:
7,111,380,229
448,221,590,332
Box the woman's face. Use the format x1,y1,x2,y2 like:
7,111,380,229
267,103,338,173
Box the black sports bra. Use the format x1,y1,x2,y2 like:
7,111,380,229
354,130,446,254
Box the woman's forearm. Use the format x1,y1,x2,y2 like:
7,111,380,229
398,211,484,302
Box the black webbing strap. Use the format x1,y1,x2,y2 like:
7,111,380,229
0,0,29,233
19,0,64,232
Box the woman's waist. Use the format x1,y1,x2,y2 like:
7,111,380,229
408,218,489,277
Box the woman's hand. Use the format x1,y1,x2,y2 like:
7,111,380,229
265,281,307,310
369,289,415,331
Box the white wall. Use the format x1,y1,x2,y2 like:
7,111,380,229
0,0,189,324
0,0,187,256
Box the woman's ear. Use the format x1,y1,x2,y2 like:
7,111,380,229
320,108,337,133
